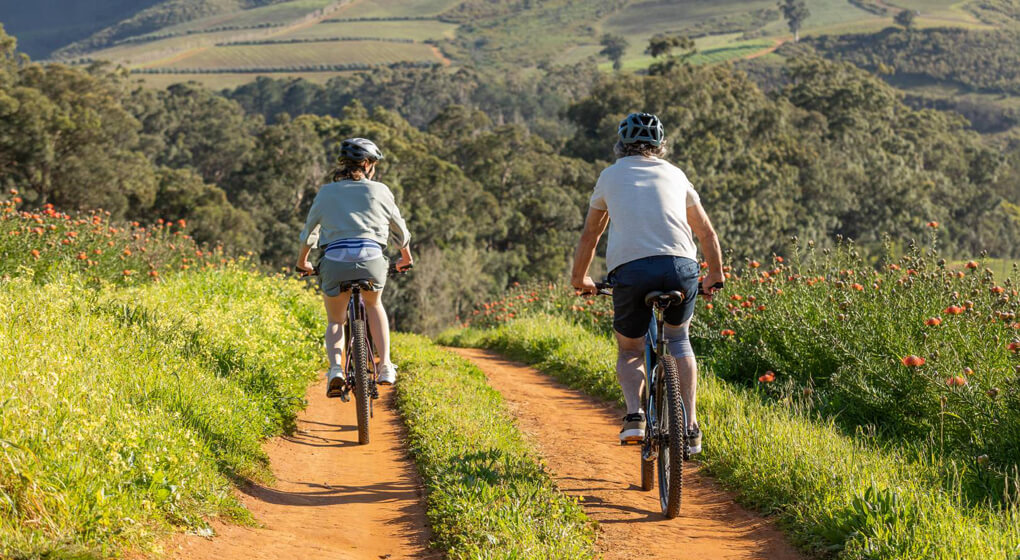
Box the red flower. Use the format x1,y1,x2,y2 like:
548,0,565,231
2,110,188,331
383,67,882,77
720,329,736,337
1009,342,1020,353
758,371,775,383
991,286,1005,295
30,249,40,259
925,317,942,327
965,261,979,270
962,367,974,376
749,260,760,269
946,376,967,387
944,306,965,315
927,221,939,228
851,283,864,291
901,355,926,367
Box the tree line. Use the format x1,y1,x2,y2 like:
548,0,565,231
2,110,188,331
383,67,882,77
2,24,1018,333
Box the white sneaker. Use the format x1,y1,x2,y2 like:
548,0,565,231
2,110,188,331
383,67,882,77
377,363,397,385
326,365,344,398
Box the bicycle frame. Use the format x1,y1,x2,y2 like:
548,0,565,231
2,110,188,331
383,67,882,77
340,284,379,405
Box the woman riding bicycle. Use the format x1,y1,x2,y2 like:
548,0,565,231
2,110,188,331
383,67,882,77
571,113,724,454
296,138,413,395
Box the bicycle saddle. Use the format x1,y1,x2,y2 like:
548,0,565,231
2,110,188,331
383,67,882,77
338,279,377,292
644,290,686,308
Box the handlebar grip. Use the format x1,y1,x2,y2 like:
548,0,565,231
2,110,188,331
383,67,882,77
699,281,724,296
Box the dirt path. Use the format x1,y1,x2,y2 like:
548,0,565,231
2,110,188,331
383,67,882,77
744,38,785,61
167,373,437,560
449,348,807,560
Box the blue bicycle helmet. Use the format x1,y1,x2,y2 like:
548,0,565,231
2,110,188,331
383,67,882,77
618,112,665,146
339,138,384,161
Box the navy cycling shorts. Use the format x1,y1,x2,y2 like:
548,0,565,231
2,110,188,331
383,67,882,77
608,255,700,338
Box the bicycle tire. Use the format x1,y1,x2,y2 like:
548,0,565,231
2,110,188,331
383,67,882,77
351,319,371,445
658,355,687,518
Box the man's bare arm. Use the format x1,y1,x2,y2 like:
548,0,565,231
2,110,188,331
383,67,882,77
687,203,724,296
571,207,610,294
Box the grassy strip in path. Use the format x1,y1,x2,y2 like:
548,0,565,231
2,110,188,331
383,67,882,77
0,268,322,559
391,334,595,559
438,316,1020,560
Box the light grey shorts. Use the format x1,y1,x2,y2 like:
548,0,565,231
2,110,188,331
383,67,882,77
318,257,388,296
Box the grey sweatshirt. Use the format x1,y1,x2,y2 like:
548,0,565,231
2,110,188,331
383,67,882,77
299,179,411,249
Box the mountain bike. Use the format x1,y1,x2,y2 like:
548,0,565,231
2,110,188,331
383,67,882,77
298,262,411,445
595,279,721,518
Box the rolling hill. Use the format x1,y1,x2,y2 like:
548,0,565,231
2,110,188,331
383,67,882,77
1,0,1018,135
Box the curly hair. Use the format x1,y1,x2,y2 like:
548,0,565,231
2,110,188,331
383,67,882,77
332,158,373,181
613,139,668,159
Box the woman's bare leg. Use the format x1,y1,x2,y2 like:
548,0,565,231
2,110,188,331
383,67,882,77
323,291,351,369
362,289,391,366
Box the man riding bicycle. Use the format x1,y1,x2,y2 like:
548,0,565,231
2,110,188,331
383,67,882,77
296,138,413,395
571,113,724,454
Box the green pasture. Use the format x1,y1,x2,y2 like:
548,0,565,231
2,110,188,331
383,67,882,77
277,19,458,41
340,0,463,18
154,0,336,35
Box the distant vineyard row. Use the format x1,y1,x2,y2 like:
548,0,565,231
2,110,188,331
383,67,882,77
216,36,416,46
131,61,439,74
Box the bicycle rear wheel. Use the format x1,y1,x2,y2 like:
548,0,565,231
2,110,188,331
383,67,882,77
657,355,687,518
351,319,371,445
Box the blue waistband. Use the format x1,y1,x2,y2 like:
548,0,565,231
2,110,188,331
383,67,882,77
324,238,383,251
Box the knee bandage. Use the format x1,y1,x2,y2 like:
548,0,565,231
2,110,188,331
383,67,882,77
663,324,694,359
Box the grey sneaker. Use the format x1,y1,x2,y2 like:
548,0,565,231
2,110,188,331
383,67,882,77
619,413,646,443
377,363,397,386
326,365,344,398
688,424,702,455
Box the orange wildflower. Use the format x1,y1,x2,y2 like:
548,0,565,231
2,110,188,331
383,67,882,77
758,371,775,383
901,355,926,367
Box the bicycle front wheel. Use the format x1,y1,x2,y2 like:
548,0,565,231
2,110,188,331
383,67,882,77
657,355,687,518
351,319,371,445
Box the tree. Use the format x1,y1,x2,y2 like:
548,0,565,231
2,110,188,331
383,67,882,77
599,34,629,71
779,0,811,42
895,9,916,30
646,34,697,75
646,34,695,59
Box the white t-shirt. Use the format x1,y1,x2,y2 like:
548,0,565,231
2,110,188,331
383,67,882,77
589,156,701,272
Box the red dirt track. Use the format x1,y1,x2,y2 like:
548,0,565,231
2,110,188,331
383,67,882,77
450,347,807,560
167,373,437,560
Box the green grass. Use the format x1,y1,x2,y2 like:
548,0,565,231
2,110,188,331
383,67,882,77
391,334,595,559
598,40,775,72
156,0,336,34
276,20,458,41
438,316,1020,559
0,267,322,559
341,0,462,18
157,40,441,69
